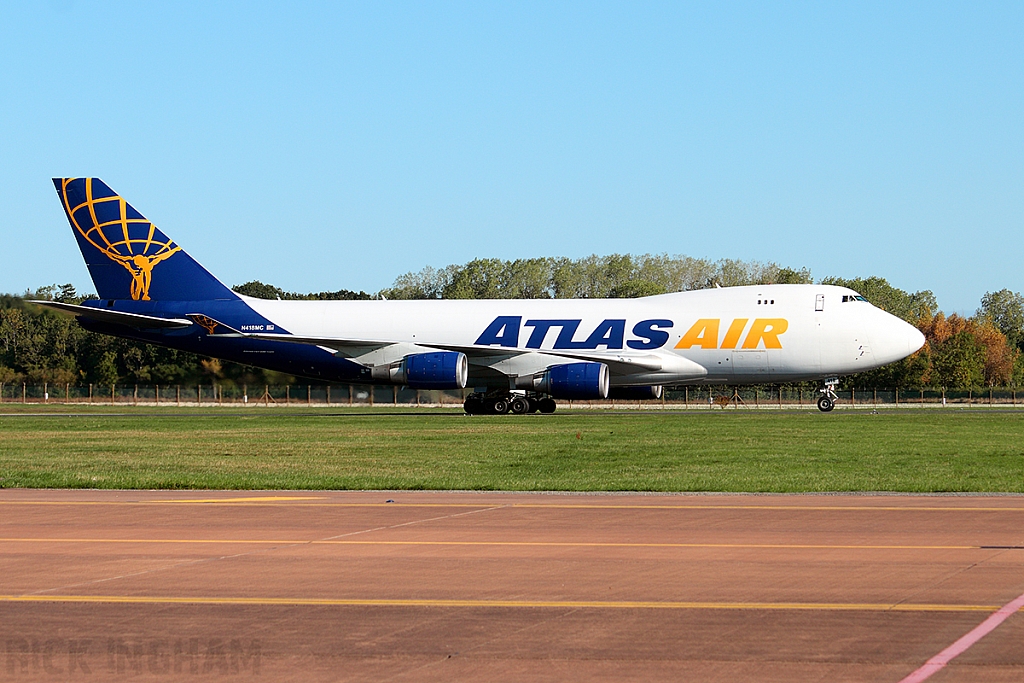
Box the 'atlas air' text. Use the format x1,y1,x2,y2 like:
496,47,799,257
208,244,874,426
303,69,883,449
475,317,788,351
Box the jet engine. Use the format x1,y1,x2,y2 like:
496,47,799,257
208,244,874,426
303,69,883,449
371,351,468,389
517,362,610,400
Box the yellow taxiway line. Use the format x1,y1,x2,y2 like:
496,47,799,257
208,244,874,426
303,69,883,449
0,537,982,550
0,594,1003,612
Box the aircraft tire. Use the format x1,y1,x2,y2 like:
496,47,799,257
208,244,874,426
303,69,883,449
464,397,483,415
491,397,511,415
538,398,557,414
527,398,540,413
816,396,835,412
510,396,530,415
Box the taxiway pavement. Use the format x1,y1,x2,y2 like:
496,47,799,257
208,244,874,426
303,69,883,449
2,490,1023,682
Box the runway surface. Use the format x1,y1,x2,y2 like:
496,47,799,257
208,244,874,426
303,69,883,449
2,490,1023,682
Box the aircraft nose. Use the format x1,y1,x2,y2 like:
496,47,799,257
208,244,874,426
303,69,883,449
908,325,926,355
874,313,926,364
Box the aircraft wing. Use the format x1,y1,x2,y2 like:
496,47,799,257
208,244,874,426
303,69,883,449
29,300,194,329
192,316,701,375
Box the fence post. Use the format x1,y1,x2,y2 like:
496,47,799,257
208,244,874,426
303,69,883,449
326,385,330,405
873,388,877,406
243,384,247,405
134,384,138,406
851,387,855,407
218,384,223,406
684,386,688,408
111,384,115,405
156,384,160,405
22,382,26,403
176,385,180,406
44,382,48,403
393,385,398,406
66,383,70,403
286,385,290,405
369,387,374,406
416,389,421,406
307,385,311,405
89,383,93,403
348,384,353,406
197,384,201,406
969,389,972,406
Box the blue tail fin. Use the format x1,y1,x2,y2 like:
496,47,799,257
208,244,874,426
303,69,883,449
53,178,238,301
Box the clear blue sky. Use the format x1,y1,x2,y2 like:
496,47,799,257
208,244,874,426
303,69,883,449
1,1,1020,313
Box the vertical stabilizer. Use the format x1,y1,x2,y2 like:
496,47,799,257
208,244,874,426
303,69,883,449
53,178,237,301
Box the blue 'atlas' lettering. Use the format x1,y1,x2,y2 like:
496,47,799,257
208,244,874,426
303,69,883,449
479,317,674,350
628,319,673,350
475,316,521,347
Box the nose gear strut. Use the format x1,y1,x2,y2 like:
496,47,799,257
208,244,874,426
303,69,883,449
817,377,839,412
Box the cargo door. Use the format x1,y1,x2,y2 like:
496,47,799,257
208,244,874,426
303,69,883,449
732,350,768,381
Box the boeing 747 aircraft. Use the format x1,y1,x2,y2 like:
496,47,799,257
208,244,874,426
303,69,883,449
33,178,926,413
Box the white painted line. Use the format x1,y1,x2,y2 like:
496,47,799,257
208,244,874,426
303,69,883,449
898,591,1024,683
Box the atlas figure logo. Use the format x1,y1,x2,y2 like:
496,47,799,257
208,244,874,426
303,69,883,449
57,178,180,301
476,317,789,350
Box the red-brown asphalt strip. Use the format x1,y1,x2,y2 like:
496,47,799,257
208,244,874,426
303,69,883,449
1,490,1023,682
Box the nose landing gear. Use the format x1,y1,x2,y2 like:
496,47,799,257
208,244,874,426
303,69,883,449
817,377,839,412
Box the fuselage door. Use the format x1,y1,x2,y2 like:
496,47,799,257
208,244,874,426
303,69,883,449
815,294,825,312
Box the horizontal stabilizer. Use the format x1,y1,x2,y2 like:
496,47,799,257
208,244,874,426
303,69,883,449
28,300,194,329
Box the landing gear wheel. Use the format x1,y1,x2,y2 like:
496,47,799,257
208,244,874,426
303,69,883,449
817,396,835,412
538,398,557,414
464,396,484,414
510,396,530,415
491,397,511,415
527,398,540,413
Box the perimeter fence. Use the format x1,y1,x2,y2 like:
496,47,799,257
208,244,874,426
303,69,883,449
1,383,1022,409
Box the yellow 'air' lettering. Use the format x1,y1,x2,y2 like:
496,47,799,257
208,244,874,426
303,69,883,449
675,319,720,349
742,318,788,349
720,318,748,349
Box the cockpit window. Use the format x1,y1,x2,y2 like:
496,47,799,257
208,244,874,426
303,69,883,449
842,294,869,302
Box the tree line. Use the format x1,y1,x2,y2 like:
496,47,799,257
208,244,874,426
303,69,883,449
2,253,1022,390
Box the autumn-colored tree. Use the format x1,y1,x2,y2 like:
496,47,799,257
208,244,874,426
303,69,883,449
919,313,1017,387
972,319,1017,386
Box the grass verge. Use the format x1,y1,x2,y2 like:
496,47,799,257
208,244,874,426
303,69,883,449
1,408,1022,492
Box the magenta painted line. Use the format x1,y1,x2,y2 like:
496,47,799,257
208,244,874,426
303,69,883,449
898,591,1024,683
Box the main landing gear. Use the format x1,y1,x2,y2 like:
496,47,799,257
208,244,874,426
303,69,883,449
817,377,839,412
464,392,556,415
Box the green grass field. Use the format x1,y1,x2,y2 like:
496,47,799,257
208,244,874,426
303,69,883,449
1,407,1023,492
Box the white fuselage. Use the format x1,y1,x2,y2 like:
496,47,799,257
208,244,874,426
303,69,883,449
241,284,926,389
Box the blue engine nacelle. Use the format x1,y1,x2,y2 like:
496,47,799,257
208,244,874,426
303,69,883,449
536,362,610,400
607,385,663,401
373,351,468,389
